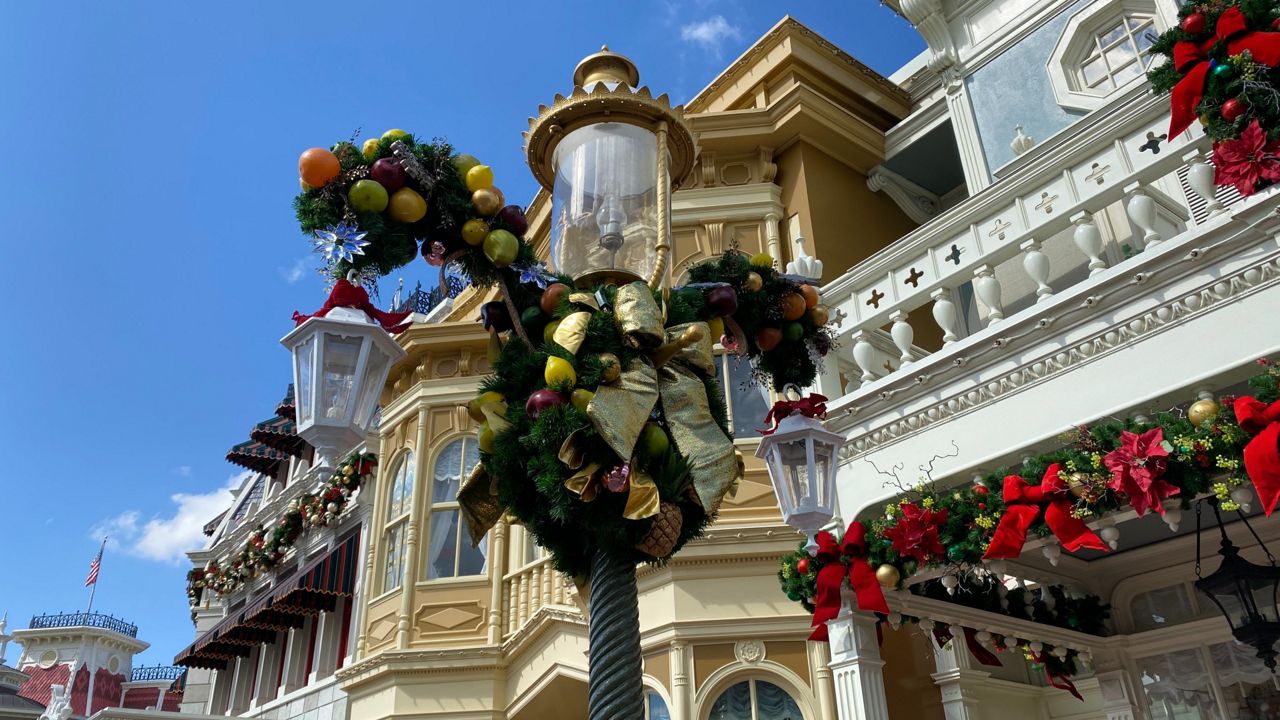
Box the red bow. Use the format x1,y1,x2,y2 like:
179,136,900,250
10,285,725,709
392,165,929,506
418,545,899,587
809,521,890,642
1235,396,1280,515
1170,7,1280,138
292,279,412,334
933,626,1001,667
983,465,1107,560
760,394,828,435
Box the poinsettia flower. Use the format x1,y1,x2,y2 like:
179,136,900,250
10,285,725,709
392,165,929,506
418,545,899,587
1212,120,1280,196
1103,428,1179,516
882,502,948,563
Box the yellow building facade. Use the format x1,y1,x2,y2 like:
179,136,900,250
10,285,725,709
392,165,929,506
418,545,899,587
337,18,919,720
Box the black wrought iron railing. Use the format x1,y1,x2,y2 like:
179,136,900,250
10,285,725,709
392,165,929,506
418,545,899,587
29,612,138,638
129,665,187,683
394,278,466,316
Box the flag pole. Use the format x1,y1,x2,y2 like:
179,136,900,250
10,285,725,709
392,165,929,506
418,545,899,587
85,537,106,615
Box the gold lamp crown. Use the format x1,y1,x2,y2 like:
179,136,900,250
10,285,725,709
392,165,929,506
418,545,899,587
523,47,697,194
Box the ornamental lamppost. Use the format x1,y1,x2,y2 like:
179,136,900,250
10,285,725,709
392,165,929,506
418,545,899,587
757,408,842,555
281,300,406,473
1195,497,1280,671
525,47,696,720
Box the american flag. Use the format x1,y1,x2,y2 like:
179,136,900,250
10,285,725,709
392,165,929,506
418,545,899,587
85,543,103,587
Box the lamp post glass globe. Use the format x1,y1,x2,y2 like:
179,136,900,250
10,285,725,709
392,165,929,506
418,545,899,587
281,306,406,472
756,414,841,556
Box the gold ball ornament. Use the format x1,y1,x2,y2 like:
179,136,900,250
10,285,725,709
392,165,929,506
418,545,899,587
545,356,577,388
744,271,763,292
749,252,774,269
361,138,380,159
466,164,495,193
706,317,724,342
1065,472,1098,502
1188,398,1221,428
461,218,489,246
381,128,409,142
387,187,428,223
598,353,621,383
875,564,901,588
472,187,502,216
809,304,830,326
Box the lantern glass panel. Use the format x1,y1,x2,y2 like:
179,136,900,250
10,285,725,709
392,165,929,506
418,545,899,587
775,437,831,512
321,333,363,424
295,334,316,426
550,122,662,280
353,344,390,433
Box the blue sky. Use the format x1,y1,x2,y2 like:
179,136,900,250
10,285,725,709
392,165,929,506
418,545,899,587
0,1,922,667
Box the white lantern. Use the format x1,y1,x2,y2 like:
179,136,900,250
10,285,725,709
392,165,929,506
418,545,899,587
281,305,406,471
756,414,842,555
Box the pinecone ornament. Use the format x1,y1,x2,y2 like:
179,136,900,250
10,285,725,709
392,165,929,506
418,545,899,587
635,502,683,558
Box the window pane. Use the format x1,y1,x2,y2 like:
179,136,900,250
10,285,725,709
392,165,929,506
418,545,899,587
708,682,752,720
353,347,389,431
383,525,404,591
320,334,362,423
1082,56,1108,86
1137,649,1222,720
433,439,465,503
755,681,803,720
646,691,671,720
1131,584,1196,631
1105,41,1136,69
725,356,770,438
458,513,487,576
1112,60,1142,85
296,336,315,425
427,509,460,579
1099,22,1126,48
1210,641,1279,717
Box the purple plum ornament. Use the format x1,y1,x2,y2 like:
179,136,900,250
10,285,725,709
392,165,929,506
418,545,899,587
370,157,407,193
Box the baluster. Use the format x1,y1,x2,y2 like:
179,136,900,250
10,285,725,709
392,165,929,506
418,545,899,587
517,573,528,627
1071,212,1107,276
1019,239,1053,302
972,264,1004,324
889,311,913,365
542,562,553,607
851,330,876,383
530,566,542,614
507,579,517,634
1125,183,1162,248
1185,154,1224,218
930,289,959,345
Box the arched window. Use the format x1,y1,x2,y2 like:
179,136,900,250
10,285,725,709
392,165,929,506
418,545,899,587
707,679,802,720
381,451,414,592
425,437,487,579
645,690,671,720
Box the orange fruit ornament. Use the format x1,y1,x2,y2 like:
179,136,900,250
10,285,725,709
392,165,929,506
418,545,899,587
781,293,807,321
299,148,341,188
756,327,782,351
799,284,820,309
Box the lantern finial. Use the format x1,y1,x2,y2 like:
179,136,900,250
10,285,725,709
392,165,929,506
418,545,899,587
573,45,640,88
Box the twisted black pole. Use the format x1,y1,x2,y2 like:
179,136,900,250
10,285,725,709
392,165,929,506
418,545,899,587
587,548,644,720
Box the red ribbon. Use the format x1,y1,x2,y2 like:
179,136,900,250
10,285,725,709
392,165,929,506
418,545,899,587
1033,651,1083,700
809,521,890,642
982,464,1107,560
1170,7,1280,138
760,394,828,435
292,279,412,334
963,627,1001,667
1235,396,1280,516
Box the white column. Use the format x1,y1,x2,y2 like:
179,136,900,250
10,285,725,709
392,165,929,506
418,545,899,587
930,630,987,720
228,647,258,715
809,640,838,720
251,637,281,709
208,666,232,715
1094,650,1144,720
826,609,889,720
670,641,691,720
941,70,991,194
764,212,783,262
310,604,342,683
281,618,312,694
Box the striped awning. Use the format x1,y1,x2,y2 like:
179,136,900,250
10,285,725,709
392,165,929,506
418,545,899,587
225,440,285,475
174,533,360,670
276,384,295,420
250,415,308,458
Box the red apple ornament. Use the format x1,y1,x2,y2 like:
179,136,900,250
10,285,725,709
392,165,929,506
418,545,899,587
525,389,565,420
370,157,407,193
706,285,739,317
497,205,529,237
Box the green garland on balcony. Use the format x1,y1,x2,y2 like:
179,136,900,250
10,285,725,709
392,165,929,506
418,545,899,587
184,452,376,606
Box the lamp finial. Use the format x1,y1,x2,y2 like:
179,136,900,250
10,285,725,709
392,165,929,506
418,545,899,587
573,46,640,88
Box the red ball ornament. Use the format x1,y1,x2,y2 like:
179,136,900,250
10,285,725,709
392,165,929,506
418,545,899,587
978,503,987,510
973,484,989,495
1273,17,1280,30
497,205,529,237
1222,98,1247,122
1182,12,1206,34
797,557,810,574
755,327,782,352
706,285,739,317
525,389,565,420
370,157,407,193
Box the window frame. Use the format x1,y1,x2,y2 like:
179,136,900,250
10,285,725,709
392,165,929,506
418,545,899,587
702,677,806,720
1047,0,1166,112
380,449,415,593
421,435,489,582
717,351,774,446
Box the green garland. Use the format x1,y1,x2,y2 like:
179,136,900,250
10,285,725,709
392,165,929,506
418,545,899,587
185,451,376,605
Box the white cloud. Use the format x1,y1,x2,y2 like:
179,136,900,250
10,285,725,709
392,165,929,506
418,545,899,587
680,15,741,55
176,465,192,477
92,472,249,565
279,257,308,284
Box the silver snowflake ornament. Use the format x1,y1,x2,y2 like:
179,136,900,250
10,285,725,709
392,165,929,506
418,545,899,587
312,222,370,263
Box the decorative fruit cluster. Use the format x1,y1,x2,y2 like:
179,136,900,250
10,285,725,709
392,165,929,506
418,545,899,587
1147,0,1280,194
294,129,534,284
185,452,376,605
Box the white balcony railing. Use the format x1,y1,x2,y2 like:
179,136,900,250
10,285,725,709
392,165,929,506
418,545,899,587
824,95,1219,395
501,556,581,640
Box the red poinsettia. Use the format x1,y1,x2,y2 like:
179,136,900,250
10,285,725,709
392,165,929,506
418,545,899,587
1213,120,1280,196
883,502,948,563
1103,428,1179,516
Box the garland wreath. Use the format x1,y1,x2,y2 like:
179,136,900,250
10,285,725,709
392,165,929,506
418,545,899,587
185,452,375,606
775,360,1280,689
292,129,837,581
1148,0,1280,195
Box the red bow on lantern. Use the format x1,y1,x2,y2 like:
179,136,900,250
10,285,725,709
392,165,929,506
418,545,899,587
982,465,1108,560
292,279,413,334
1169,7,1280,138
809,521,890,642
760,394,829,435
1235,396,1280,516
